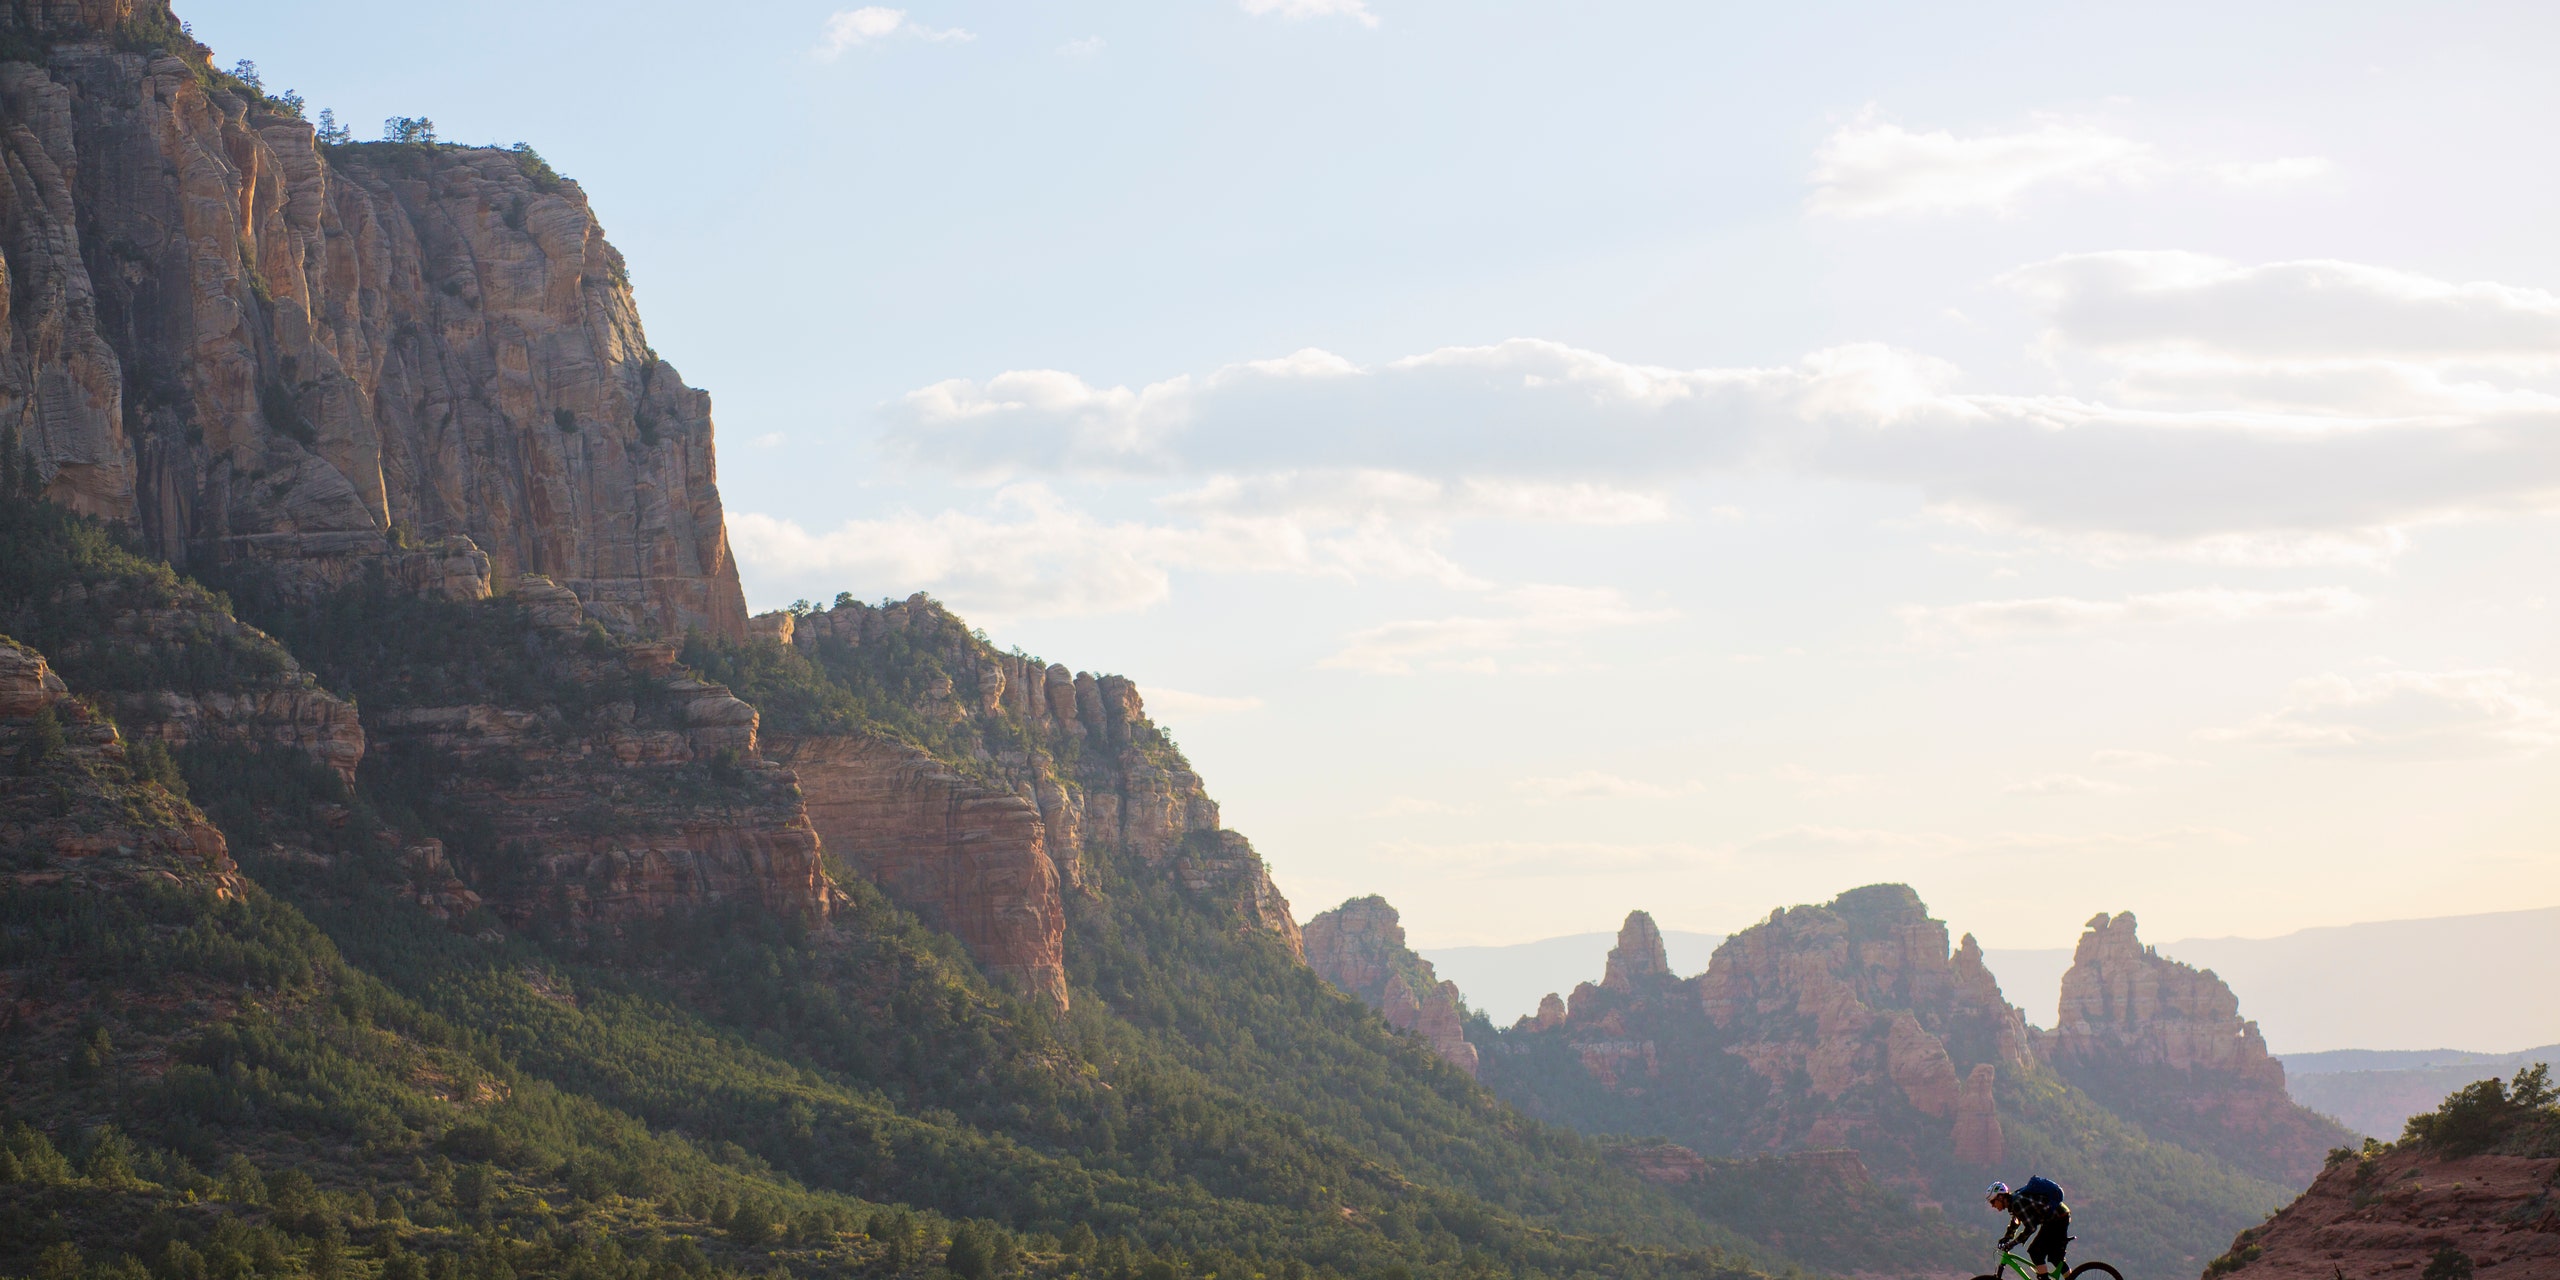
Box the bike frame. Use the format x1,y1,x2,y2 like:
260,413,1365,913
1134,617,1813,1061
1991,1250,2044,1279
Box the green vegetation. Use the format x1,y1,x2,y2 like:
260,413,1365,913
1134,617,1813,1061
0,488,1786,1280
2400,1064,2559,1157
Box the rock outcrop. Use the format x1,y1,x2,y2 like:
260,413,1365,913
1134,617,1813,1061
1485,886,2037,1214
0,635,238,899
2046,911,2285,1079
1603,910,1674,990
2040,911,2351,1184
1303,896,1478,1077
754,597,1303,965
767,732,1066,1010
1690,886,2032,1163
0,6,744,639
2211,1141,2560,1279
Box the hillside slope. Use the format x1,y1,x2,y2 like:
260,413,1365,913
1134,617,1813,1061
2207,1070,2560,1278
0,471,1789,1280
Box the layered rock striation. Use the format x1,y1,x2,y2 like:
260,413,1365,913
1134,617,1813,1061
749,597,1302,1004
0,4,743,639
767,732,1066,1009
1303,896,1478,1077
362,583,829,930
2040,911,2351,1183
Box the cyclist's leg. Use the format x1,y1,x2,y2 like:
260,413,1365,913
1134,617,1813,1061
2026,1216,2071,1278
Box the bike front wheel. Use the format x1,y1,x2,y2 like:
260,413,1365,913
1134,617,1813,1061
2066,1264,2123,1280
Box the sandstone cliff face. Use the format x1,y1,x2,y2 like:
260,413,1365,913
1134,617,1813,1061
1689,887,2031,1165
366,584,828,931
2047,910,2285,1080
1303,896,1478,1077
2040,910,2350,1184
0,5,743,640
753,597,1303,973
766,731,1066,1010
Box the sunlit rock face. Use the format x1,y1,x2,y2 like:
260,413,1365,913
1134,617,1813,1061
1304,895,1479,1077
0,5,744,640
2038,910,2351,1183
769,732,1070,1011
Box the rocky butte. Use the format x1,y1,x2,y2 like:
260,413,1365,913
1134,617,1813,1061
2041,911,2352,1184
1302,895,1479,1077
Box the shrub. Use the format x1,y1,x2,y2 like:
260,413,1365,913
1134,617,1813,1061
2403,1065,2558,1155
17,702,64,773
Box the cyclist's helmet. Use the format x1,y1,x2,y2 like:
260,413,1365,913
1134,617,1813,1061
1984,1182,2011,1202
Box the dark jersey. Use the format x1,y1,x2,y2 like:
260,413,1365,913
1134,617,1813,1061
2001,1187,2068,1243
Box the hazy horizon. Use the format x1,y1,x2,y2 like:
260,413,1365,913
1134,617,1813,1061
192,0,2560,954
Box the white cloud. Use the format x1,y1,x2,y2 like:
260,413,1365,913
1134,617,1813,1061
730,481,1514,620
2091,749,2192,771
1727,763,1867,798
1512,771,1701,802
1240,0,1379,27
817,7,973,58
2006,251,2560,365
2206,669,2559,759
1374,840,1710,879
1367,796,1472,818
886,257,2560,561
1143,687,1264,716
2005,773,2134,797
1056,36,1106,57
1319,585,1677,675
1805,112,2332,219
1902,587,2369,639
1807,116,2165,218
2211,156,2334,186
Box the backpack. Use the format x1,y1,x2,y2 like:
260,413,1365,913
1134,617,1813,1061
2017,1175,2065,1208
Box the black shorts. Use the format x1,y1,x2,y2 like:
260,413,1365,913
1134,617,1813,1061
2024,1215,2071,1268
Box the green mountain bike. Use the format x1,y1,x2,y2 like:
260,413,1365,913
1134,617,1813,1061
1969,1246,2122,1280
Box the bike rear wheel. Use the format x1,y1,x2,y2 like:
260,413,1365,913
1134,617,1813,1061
2066,1264,2122,1280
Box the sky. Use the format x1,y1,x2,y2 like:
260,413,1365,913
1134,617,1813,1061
190,0,2560,953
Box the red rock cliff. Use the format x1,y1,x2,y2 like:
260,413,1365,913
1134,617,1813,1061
757,597,1303,972
1303,896,1479,1077
766,732,1067,1010
0,4,744,639
2040,910,2351,1184
368,584,829,930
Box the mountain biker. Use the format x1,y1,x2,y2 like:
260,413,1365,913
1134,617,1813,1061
1986,1177,2070,1277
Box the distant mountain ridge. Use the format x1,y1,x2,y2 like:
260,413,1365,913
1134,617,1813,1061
2279,1045,2560,1139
